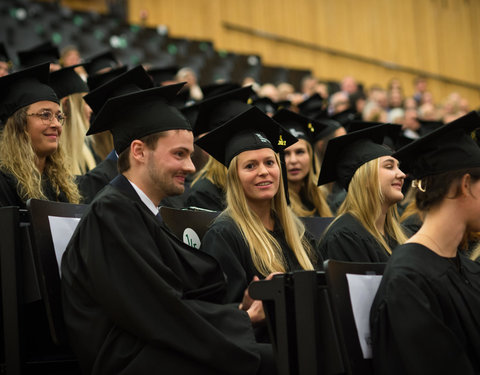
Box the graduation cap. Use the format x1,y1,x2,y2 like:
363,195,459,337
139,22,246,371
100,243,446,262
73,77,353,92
273,109,329,144
180,104,199,129
330,107,357,126
392,111,480,180
317,124,393,190
314,117,344,141
201,82,241,99
195,106,298,167
84,50,119,76
49,64,89,99
87,66,128,91
147,65,179,86
193,85,254,137
0,63,58,123
87,82,190,154
0,43,11,63
252,97,277,116
83,65,153,114
17,42,60,68
418,119,444,136
344,121,406,151
275,100,292,111
298,93,326,118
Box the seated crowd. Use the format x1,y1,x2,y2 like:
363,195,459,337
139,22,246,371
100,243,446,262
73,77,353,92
1,37,480,375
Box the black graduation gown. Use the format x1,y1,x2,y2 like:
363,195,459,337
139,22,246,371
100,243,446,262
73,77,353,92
185,178,225,211
318,213,395,262
201,215,320,303
76,157,118,204
0,169,68,208
370,243,480,374
61,175,270,375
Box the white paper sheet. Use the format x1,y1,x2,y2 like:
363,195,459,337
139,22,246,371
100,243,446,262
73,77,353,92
48,216,81,275
346,273,383,359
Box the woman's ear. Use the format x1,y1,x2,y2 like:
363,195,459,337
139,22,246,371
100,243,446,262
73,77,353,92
460,173,472,197
61,97,70,115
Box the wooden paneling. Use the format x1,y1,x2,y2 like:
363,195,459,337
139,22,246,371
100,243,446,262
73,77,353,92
128,0,480,107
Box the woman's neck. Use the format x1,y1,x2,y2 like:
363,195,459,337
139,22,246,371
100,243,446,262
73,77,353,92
289,180,303,194
410,208,465,258
35,156,46,173
375,206,388,236
249,201,274,231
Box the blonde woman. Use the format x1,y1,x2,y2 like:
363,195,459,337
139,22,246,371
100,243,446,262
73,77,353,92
198,107,320,302
186,156,227,210
185,85,254,211
0,63,80,207
273,109,332,217
318,124,408,262
50,65,97,175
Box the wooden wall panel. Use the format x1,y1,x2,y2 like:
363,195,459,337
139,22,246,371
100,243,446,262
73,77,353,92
128,0,480,107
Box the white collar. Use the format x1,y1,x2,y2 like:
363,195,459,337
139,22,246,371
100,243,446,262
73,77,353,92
127,179,159,216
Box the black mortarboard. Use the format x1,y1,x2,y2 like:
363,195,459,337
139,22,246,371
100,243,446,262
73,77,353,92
273,109,329,144
83,65,153,114
0,63,58,122
201,82,241,99
0,43,10,63
330,107,357,126
317,124,393,190
17,42,60,68
298,93,326,118
49,64,89,99
147,65,178,86
418,119,444,136
84,51,119,76
314,117,343,141
193,85,254,136
252,97,277,116
87,83,190,153
196,106,298,167
87,66,128,91
180,104,199,129
276,100,292,111
345,121,405,151
392,111,480,179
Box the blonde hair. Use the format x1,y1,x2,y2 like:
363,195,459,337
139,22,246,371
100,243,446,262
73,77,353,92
61,93,97,175
191,156,227,190
222,152,315,276
288,141,332,217
0,106,81,203
91,132,114,161
335,158,407,254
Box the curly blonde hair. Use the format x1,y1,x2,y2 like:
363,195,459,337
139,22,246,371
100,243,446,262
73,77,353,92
0,106,81,203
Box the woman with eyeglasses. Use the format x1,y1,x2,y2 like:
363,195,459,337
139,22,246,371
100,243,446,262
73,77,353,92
0,63,81,207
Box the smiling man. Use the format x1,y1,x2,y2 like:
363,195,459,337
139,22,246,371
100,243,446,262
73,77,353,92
61,80,275,375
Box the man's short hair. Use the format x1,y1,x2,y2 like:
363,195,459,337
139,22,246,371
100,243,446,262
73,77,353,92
117,132,166,173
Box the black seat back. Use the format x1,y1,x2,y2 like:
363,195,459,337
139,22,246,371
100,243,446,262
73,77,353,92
159,206,219,249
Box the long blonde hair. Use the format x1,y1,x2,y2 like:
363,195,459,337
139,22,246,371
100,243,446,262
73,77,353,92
222,152,315,276
0,106,81,203
335,158,407,254
288,142,332,217
61,93,97,175
191,156,227,189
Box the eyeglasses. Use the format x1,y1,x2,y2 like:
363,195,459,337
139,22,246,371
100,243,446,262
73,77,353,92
27,110,67,126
